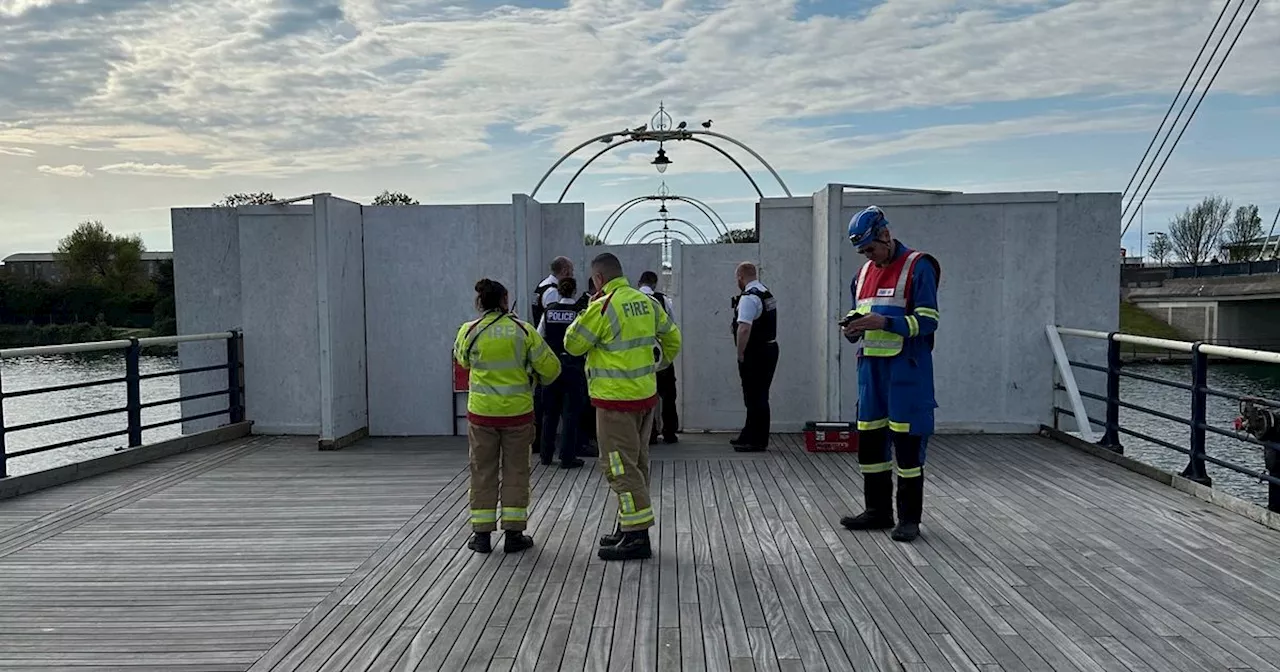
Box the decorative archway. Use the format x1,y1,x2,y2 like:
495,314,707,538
596,182,735,243
531,101,793,202
621,217,711,245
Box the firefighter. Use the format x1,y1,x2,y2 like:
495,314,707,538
564,253,682,561
839,206,940,543
536,276,588,469
453,278,562,554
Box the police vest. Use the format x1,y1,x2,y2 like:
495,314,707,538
852,247,928,357
542,299,584,359
732,286,777,349
530,280,556,327
452,311,561,421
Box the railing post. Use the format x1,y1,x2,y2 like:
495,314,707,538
0,365,7,479
1101,333,1123,453
1182,341,1212,486
126,338,142,448
227,331,244,424
1267,443,1279,514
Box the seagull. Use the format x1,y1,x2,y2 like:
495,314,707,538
600,136,614,143
701,120,712,129
632,124,647,133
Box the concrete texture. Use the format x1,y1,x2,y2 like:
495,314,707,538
314,196,368,444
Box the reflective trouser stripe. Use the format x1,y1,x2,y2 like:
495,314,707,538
889,420,910,433
858,418,889,431
895,466,922,478
608,452,625,476
859,462,893,474
501,507,528,522
620,507,655,527
470,509,498,524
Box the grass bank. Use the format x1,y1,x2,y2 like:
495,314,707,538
0,324,175,350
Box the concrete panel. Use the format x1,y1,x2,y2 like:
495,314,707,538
315,196,368,444
363,204,517,435
678,243,761,431
172,208,242,434
759,201,816,431
238,207,321,434
595,245,663,290
542,202,586,289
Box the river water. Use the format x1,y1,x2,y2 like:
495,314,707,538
2,355,1278,506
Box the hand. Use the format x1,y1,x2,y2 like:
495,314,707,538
847,313,886,332
841,322,862,338
737,352,745,364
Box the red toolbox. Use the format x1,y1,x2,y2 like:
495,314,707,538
803,421,859,453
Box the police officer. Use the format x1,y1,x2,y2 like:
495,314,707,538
731,262,778,452
839,206,940,543
531,256,575,455
565,253,682,561
638,270,679,445
453,278,562,554
536,276,588,469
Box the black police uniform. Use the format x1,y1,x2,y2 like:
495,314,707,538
530,278,558,454
732,284,778,450
538,298,588,467
647,290,679,443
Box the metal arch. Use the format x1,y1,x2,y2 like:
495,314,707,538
638,229,698,245
622,218,711,245
598,195,730,242
686,129,792,197
681,138,764,200
551,136,765,203
530,130,626,200
555,137,642,203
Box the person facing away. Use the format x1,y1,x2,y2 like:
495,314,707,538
730,261,778,452
564,252,682,561
530,256,575,457
839,205,940,543
453,278,561,555
536,276,589,469
637,270,679,445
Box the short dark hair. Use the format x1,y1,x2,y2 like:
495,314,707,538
638,270,659,286
550,256,572,275
590,252,623,280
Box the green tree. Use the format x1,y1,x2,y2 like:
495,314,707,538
1147,232,1172,266
213,192,275,207
1221,204,1263,262
151,259,176,336
371,190,419,205
55,221,147,292
1169,195,1230,265
715,227,758,243
584,233,605,246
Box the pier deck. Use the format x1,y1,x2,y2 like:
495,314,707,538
0,432,1278,671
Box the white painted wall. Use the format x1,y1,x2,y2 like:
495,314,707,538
314,196,368,443
759,199,817,431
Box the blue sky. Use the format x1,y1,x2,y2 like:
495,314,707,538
1,0,1277,260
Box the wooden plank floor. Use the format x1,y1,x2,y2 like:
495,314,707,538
0,432,1278,671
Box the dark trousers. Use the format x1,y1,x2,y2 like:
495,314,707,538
539,359,587,464
652,366,679,441
736,342,779,446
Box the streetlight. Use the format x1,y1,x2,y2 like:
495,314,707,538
651,147,671,173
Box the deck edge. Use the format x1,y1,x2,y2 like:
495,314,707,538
0,421,254,502
1039,425,1280,533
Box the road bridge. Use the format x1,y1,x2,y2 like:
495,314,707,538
1125,274,1280,348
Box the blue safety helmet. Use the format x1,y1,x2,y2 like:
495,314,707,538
848,206,887,250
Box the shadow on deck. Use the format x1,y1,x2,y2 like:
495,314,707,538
0,432,1278,671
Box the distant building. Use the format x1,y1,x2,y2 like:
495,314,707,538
0,251,172,283
1220,234,1280,261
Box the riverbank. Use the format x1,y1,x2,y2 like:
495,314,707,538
0,324,174,350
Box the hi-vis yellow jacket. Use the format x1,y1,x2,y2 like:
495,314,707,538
564,276,682,411
453,311,561,426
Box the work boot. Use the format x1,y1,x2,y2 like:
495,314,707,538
599,521,623,547
598,530,652,561
891,474,923,542
504,530,534,553
467,532,492,554
840,471,895,530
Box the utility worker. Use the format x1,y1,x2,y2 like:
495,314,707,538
731,262,778,452
536,276,588,469
565,253,682,561
454,278,561,554
530,256,575,456
839,206,940,542
638,270,679,445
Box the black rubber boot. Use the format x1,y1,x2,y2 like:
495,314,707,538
840,471,895,530
598,530,652,561
599,521,623,547
504,530,534,553
892,473,923,542
467,532,492,554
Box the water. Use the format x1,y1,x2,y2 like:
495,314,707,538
1,353,181,477
2,356,1277,506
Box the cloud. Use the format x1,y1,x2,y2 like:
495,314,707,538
36,164,89,177
97,161,209,178
0,146,35,156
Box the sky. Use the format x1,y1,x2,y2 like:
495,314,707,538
1,0,1277,261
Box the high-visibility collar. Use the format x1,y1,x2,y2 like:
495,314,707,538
601,276,631,296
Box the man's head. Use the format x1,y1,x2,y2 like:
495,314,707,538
848,206,896,266
550,256,574,280
735,261,758,290
589,252,623,292
638,270,659,288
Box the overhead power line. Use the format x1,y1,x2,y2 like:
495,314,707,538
1120,0,1259,238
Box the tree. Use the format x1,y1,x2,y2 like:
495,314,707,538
1221,204,1263,262
371,190,419,206
213,192,275,207
1168,195,1231,265
151,259,176,336
55,221,147,292
1147,232,1172,266
715,227,758,243
584,234,604,246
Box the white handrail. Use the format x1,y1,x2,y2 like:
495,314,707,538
0,331,235,359
1053,325,1280,363
1045,325,1097,442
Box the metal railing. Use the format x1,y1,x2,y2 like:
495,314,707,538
1169,259,1280,279
1048,327,1280,512
0,331,244,478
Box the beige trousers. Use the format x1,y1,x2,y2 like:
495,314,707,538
468,422,534,532
596,407,656,531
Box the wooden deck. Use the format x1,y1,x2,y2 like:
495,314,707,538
0,432,1278,672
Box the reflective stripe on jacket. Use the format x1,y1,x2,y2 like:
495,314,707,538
453,311,561,426
563,276,683,412
846,242,940,357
